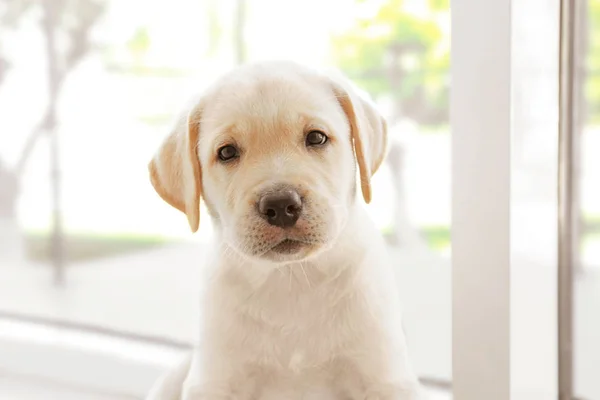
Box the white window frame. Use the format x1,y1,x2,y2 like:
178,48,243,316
451,0,562,399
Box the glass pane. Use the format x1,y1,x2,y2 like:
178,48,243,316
575,1,600,398
0,0,450,396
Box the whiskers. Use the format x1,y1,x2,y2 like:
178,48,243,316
298,262,312,289
279,260,315,291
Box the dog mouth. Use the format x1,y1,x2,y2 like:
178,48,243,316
270,239,305,254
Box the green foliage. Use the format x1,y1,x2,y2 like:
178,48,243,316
332,0,449,126
584,212,600,235
428,0,449,11
206,0,223,57
587,0,600,124
420,225,450,250
126,26,151,67
25,231,172,263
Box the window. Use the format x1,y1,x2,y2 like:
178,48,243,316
5,1,594,399
0,0,451,398
573,1,600,399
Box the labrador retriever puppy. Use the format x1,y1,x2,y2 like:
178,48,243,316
146,61,424,400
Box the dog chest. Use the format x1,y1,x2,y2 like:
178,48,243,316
218,279,376,373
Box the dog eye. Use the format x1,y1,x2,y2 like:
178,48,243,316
217,145,239,162
305,130,328,147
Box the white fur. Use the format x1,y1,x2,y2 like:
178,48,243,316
146,61,425,400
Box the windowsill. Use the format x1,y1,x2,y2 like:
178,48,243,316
0,318,186,399
0,317,451,399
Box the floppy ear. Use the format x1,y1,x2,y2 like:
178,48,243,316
148,101,203,232
330,79,388,204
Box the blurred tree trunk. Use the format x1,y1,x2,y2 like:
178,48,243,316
0,0,29,266
42,0,65,285
0,161,18,219
205,0,222,57
233,0,246,65
386,136,427,250
384,44,425,249
0,160,23,264
0,0,104,283
573,0,588,272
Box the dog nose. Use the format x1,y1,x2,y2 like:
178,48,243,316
258,189,302,228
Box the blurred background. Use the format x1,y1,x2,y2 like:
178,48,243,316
0,0,596,399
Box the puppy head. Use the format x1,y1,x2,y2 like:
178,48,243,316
149,62,387,264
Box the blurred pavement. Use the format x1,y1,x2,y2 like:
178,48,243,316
0,243,598,398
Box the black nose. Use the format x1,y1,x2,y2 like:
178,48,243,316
258,189,302,228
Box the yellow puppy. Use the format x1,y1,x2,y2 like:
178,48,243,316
146,61,424,400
